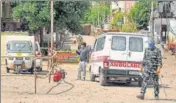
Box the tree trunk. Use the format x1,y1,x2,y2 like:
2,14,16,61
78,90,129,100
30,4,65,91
56,32,59,48
40,27,44,47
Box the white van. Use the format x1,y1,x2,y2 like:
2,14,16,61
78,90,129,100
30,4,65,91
5,36,35,74
89,32,149,86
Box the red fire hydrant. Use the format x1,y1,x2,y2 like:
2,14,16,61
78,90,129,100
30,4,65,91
53,69,66,82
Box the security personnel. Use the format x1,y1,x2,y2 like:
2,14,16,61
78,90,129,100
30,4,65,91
137,39,162,100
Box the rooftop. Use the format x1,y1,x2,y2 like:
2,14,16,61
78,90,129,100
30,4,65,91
97,32,150,38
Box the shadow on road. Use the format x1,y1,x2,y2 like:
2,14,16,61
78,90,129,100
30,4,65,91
93,80,170,89
146,84,170,89
10,70,49,75
107,83,170,89
108,82,139,87
93,80,140,87
147,98,176,102
36,70,49,75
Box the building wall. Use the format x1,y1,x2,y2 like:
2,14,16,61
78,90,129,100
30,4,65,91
125,1,135,12
111,1,136,24
1,1,21,31
111,1,135,13
2,2,11,19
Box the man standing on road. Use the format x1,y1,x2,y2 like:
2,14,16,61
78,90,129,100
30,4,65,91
76,42,89,80
137,39,162,100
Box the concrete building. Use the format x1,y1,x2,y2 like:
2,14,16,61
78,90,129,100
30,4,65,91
1,1,21,31
111,1,136,24
111,1,136,13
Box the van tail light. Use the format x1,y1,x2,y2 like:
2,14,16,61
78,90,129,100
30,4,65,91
101,56,109,69
103,60,109,69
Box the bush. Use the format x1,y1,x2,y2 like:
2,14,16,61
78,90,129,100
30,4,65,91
122,22,137,32
110,11,124,31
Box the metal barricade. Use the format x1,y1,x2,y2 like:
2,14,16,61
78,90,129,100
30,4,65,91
1,50,57,94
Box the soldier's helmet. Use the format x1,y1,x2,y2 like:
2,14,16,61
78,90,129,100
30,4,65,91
148,39,155,49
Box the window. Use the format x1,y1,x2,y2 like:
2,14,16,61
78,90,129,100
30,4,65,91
94,37,106,51
8,41,32,52
93,39,97,51
129,37,143,52
111,36,126,51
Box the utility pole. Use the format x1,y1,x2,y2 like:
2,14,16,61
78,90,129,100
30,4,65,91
103,1,105,24
124,0,127,24
0,1,1,95
97,3,100,27
0,0,2,35
109,2,112,24
50,0,54,49
151,0,155,40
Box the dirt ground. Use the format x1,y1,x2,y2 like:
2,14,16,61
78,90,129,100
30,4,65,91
1,35,176,103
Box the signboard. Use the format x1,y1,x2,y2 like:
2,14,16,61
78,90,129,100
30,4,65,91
56,51,79,63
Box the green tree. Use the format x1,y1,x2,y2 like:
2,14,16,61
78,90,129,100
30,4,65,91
54,1,89,33
122,22,137,32
12,1,89,33
110,11,124,30
12,1,50,33
110,10,137,32
82,2,110,26
129,0,152,29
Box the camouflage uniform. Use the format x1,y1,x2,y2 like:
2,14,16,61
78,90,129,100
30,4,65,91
140,47,162,97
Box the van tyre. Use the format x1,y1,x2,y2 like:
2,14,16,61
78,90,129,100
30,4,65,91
5,60,9,73
89,67,96,81
6,67,10,73
90,71,96,81
138,77,143,87
126,78,132,85
40,67,42,72
99,69,107,86
126,80,131,85
31,67,34,74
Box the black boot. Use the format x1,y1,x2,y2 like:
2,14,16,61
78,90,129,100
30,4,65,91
155,94,159,100
136,94,144,100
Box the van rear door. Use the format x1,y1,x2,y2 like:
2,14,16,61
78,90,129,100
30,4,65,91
109,35,129,73
126,36,148,75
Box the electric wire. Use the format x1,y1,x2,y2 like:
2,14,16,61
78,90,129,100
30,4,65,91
46,79,74,95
